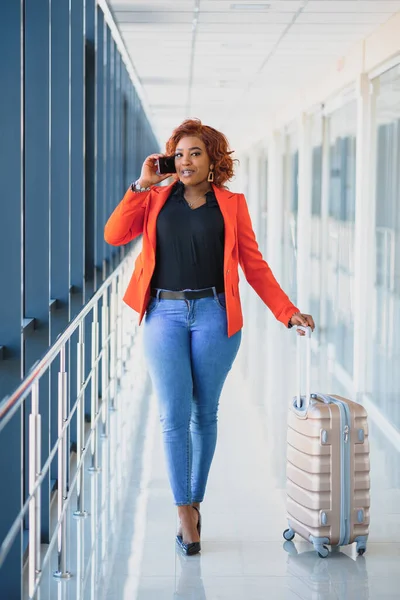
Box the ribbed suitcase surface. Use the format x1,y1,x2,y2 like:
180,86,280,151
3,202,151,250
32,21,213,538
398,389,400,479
283,328,370,557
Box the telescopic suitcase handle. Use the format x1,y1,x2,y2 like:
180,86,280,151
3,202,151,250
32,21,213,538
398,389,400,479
296,326,312,409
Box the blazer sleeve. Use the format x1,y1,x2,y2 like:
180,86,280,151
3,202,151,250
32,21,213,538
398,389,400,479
237,193,299,327
104,187,152,246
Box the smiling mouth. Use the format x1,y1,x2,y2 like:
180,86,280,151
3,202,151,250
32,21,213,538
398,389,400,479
181,170,195,176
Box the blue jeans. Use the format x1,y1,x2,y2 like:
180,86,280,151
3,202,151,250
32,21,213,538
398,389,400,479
142,287,242,505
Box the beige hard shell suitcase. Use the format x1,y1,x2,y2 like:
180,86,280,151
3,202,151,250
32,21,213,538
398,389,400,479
283,327,370,558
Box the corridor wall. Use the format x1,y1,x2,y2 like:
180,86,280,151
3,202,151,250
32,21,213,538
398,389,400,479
242,13,400,464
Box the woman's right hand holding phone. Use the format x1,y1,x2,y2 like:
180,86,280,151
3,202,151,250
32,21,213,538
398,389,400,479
137,153,174,189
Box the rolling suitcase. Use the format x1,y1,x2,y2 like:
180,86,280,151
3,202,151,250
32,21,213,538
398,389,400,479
282,326,370,558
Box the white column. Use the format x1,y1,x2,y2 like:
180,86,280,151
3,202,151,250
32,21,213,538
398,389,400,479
264,131,286,392
296,113,312,312
244,150,263,387
353,73,375,396
237,153,250,378
247,147,261,228
266,131,284,280
239,153,252,317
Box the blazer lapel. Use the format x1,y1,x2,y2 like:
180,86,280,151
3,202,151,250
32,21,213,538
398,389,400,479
212,184,237,263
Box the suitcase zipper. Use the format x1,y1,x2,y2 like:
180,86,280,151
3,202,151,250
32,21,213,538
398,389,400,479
318,395,351,546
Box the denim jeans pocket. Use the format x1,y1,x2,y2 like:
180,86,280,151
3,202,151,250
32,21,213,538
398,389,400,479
214,293,227,311
146,297,159,315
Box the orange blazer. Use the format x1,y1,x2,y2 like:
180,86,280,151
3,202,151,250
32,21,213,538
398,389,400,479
104,182,299,338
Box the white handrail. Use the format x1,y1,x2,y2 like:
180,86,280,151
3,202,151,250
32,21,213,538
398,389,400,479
0,254,127,431
0,247,139,597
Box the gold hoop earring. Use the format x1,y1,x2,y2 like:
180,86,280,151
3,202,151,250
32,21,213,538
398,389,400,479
207,169,214,182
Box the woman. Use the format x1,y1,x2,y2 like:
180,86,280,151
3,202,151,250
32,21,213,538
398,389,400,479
104,119,315,556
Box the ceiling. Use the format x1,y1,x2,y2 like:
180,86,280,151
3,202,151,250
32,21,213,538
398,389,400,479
108,0,400,150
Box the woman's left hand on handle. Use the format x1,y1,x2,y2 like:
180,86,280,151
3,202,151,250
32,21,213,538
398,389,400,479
290,313,316,335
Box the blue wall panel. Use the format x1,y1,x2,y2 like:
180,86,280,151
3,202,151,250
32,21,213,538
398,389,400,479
115,48,123,265
105,28,113,277
84,0,96,298
0,4,23,596
24,0,51,544
95,8,105,290
84,0,96,415
69,0,85,444
49,0,71,480
70,0,85,316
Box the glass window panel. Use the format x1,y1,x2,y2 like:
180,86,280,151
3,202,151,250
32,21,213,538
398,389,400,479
309,113,323,341
326,101,357,376
311,145,322,217
372,63,400,431
282,129,298,307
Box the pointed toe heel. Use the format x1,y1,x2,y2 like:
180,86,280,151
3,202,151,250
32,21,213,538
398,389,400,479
175,506,202,556
176,535,201,556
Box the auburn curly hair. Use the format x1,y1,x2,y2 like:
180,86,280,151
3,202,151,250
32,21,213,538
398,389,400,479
165,118,237,187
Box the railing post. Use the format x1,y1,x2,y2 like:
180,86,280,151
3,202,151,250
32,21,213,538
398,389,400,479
28,379,41,597
101,291,109,438
74,322,88,518
75,517,85,600
88,303,101,473
117,273,124,380
109,278,117,411
90,471,98,600
53,345,71,580
120,265,128,366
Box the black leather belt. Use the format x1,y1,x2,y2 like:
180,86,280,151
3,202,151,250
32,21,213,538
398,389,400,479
151,287,224,300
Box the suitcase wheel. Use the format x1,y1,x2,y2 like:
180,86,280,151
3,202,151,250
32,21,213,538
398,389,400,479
356,537,367,556
283,528,295,541
356,543,366,556
317,545,329,559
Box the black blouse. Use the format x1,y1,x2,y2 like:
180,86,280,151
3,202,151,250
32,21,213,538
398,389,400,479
150,181,225,292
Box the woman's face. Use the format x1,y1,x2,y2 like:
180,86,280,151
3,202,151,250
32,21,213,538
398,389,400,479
174,136,213,186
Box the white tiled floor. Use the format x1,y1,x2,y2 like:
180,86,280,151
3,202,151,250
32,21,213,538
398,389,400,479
99,323,400,600
29,314,400,599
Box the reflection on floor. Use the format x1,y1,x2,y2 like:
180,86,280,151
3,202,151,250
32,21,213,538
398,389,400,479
101,323,400,600
27,312,400,599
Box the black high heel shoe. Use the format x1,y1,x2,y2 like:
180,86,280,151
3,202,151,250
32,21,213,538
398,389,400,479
176,506,201,556
193,506,202,536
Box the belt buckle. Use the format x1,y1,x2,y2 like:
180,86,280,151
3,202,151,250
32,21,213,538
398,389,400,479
185,290,197,299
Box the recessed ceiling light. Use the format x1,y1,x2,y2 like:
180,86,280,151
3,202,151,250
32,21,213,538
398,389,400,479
231,3,271,10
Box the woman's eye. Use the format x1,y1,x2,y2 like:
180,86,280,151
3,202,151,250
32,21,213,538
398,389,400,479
174,151,201,158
